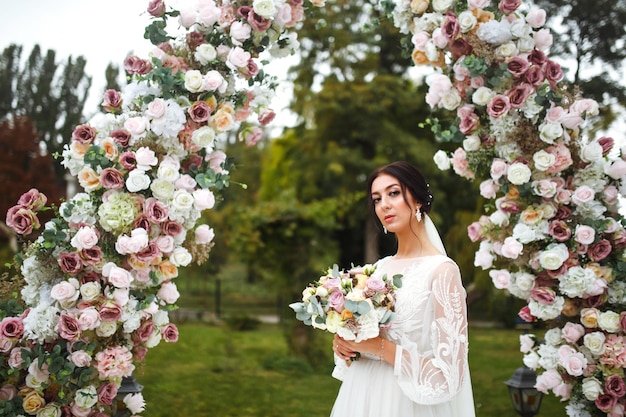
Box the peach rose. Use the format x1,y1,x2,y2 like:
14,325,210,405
22,390,45,414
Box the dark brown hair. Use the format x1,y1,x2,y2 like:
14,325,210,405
366,161,434,216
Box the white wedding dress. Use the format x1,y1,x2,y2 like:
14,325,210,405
330,253,476,417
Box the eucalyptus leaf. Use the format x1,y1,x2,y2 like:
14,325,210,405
357,301,371,315
344,300,358,313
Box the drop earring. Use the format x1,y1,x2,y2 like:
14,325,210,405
383,226,388,234
415,207,422,223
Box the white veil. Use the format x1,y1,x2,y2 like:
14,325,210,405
424,214,446,256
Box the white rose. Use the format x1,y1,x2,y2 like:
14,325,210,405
472,86,495,106
514,273,536,292
440,89,462,111
252,0,276,18
598,311,620,333
433,150,451,170
580,141,603,163
37,404,62,417
507,162,532,185
315,286,329,298
170,247,192,267
533,150,555,171
194,44,217,65
510,20,532,39
544,328,562,346
583,332,606,355
157,162,180,183
325,310,343,333
458,11,477,33
80,282,102,302
74,386,98,408
512,223,537,244
539,243,569,270
126,169,151,192
171,190,194,211
150,179,175,200
191,126,216,149
96,321,117,337
489,210,509,227
462,135,481,152
539,121,564,144
431,0,454,12
193,189,216,210
516,36,535,54
424,41,440,62
495,41,518,59
184,70,204,93
581,377,603,401
523,351,540,369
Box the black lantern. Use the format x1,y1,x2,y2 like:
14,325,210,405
504,366,544,417
114,375,144,417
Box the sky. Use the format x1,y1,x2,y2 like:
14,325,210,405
2,0,157,114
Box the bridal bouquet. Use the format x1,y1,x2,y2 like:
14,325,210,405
289,264,402,343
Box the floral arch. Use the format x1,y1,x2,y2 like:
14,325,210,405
1,0,625,416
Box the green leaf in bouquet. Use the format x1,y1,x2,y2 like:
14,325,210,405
356,301,371,315
314,315,326,326
331,264,341,278
289,302,306,313
344,299,358,313
379,309,394,325
393,274,403,288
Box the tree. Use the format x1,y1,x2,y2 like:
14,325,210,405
0,44,92,189
533,0,626,128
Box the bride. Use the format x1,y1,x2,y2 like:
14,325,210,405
331,161,476,417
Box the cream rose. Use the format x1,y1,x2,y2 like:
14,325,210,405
170,247,192,267
472,86,495,106
583,332,606,355
252,0,276,18
325,310,343,333
184,70,205,93
507,162,532,185
581,377,603,401
580,308,600,328
533,150,555,171
191,126,216,148
126,170,151,192
598,310,620,333
458,11,477,33
194,44,217,65
433,150,451,170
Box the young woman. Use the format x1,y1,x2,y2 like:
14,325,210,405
331,161,475,417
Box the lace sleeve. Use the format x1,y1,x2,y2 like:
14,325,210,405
392,260,470,404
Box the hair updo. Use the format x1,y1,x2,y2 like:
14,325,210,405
366,161,434,215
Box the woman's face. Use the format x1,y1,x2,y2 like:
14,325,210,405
370,173,418,234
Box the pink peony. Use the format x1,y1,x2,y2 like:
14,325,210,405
95,345,135,379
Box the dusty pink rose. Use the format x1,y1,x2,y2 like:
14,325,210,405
99,303,123,321
161,323,179,342
544,60,563,84
523,65,545,86
548,220,571,242
72,124,97,144
605,374,626,398
486,94,511,118
0,317,24,339
0,385,17,401
248,10,272,31
100,168,125,190
102,89,122,112
596,394,618,412
518,306,536,322
17,189,47,210
5,206,39,235
531,287,556,305
145,198,169,223
135,242,161,263
58,314,81,341
507,56,530,77
467,217,488,242
507,83,533,108
162,220,183,236
133,319,155,344
119,151,138,170
258,109,276,126
124,55,152,75
498,0,521,14
598,136,615,155
58,252,83,275
97,381,119,405
457,104,479,134
589,239,612,262
188,100,212,122
111,129,132,148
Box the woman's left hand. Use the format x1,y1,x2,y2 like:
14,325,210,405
333,334,381,360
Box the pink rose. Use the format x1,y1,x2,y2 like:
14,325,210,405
158,282,180,304
145,198,169,223
95,345,135,379
479,180,498,199
490,159,508,180
147,0,165,17
71,226,99,250
72,124,97,145
411,31,430,51
258,109,276,126
562,322,585,343
605,374,626,398
535,369,561,393
596,394,617,413
195,225,215,244
0,317,24,339
328,290,346,312
589,239,611,262
17,189,47,210
227,47,251,69
99,303,123,321
607,159,626,180
451,148,474,179
239,126,263,146
78,307,101,331
546,143,573,173
501,237,523,259
161,323,179,343
5,206,39,235
609,403,625,417
97,381,119,405
156,235,175,253
489,269,511,289
486,94,511,118
103,263,133,288
602,186,619,205
571,185,595,205
598,136,615,155
116,229,149,255
457,104,479,134
69,350,92,367
175,174,197,191
124,117,149,139
208,150,228,173
119,151,137,170
135,147,158,170
58,252,83,275
50,280,79,305
534,29,553,51
193,189,216,210
574,225,595,245
58,314,81,341
366,277,387,293
124,55,152,75
467,0,489,9
525,7,546,27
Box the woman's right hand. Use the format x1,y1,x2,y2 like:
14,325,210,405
333,334,357,361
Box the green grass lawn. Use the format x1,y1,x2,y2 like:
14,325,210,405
137,323,567,417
